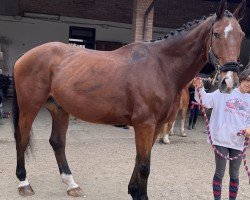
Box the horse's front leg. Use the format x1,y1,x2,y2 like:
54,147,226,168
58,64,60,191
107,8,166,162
128,155,139,199
47,105,83,197
128,123,155,200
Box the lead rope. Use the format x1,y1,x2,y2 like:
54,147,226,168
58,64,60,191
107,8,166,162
196,78,250,184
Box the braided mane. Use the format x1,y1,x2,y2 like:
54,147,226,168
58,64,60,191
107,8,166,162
150,10,234,42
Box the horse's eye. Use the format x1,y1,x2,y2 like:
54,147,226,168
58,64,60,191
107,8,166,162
213,32,220,38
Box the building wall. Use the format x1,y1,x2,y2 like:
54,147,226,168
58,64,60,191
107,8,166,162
0,15,134,74
18,0,250,32
19,0,133,24
0,0,19,16
0,14,249,75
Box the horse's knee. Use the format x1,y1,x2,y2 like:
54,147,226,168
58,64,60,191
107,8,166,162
49,137,63,151
138,162,150,179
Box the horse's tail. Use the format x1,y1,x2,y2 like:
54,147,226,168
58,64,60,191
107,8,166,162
12,65,34,157
12,72,19,137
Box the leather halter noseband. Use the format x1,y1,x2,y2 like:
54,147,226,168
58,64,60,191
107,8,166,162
208,15,239,74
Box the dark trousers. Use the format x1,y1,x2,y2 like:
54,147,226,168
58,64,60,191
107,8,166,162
214,145,242,180
188,106,199,129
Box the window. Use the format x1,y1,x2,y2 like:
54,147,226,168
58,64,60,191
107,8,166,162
69,26,96,49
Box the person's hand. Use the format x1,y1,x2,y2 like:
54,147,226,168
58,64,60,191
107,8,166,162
244,127,250,137
192,78,203,88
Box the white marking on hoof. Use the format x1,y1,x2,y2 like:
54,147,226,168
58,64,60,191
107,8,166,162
61,173,79,191
169,129,174,136
18,178,30,188
181,119,185,134
181,132,187,137
163,134,170,144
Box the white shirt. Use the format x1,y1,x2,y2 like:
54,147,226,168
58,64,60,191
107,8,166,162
195,87,250,151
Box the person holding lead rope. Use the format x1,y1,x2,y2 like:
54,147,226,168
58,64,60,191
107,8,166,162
194,69,250,200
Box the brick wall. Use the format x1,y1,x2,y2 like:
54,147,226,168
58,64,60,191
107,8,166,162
19,0,133,24
18,0,249,34
132,0,154,42
154,0,248,30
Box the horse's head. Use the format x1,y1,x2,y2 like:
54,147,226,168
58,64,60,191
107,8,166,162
206,0,246,93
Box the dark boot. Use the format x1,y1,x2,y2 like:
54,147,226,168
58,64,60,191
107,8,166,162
188,117,193,130
192,116,197,129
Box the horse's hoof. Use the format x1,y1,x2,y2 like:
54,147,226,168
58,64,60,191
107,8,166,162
162,136,170,144
162,139,170,144
181,133,187,137
67,187,84,197
18,185,35,196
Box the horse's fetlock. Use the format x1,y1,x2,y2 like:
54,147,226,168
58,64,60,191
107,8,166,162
49,137,63,150
128,183,138,196
138,163,150,178
139,195,149,200
16,168,26,181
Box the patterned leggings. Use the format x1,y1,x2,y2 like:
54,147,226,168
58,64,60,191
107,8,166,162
213,145,242,200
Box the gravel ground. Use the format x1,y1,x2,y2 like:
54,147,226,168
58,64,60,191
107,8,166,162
1,100,250,200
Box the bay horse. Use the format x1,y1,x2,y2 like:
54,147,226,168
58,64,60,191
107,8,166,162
13,0,246,199
159,83,191,144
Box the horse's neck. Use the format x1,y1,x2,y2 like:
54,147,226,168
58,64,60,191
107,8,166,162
156,18,212,88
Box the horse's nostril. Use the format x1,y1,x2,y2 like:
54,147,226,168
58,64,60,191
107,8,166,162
221,78,227,86
219,78,228,93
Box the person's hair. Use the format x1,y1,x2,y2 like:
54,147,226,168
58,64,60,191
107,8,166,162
239,68,250,83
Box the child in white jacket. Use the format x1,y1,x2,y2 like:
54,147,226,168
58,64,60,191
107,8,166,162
194,69,250,200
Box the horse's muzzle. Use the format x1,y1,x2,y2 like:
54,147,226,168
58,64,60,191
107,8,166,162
218,72,239,94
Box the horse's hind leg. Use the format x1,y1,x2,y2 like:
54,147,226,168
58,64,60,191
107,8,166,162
45,103,83,197
16,108,40,196
181,108,188,137
161,123,171,144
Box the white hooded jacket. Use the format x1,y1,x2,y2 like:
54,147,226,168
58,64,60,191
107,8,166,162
195,87,250,151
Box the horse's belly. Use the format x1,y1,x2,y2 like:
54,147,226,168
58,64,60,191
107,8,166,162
53,91,130,125
71,106,128,124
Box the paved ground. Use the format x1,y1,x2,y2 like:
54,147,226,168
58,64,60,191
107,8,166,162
1,99,250,200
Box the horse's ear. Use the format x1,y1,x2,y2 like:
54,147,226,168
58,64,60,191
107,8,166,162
216,0,227,19
233,0,246,21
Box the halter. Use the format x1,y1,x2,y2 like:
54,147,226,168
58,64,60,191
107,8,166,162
196,81,250,184
208,15,240,74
